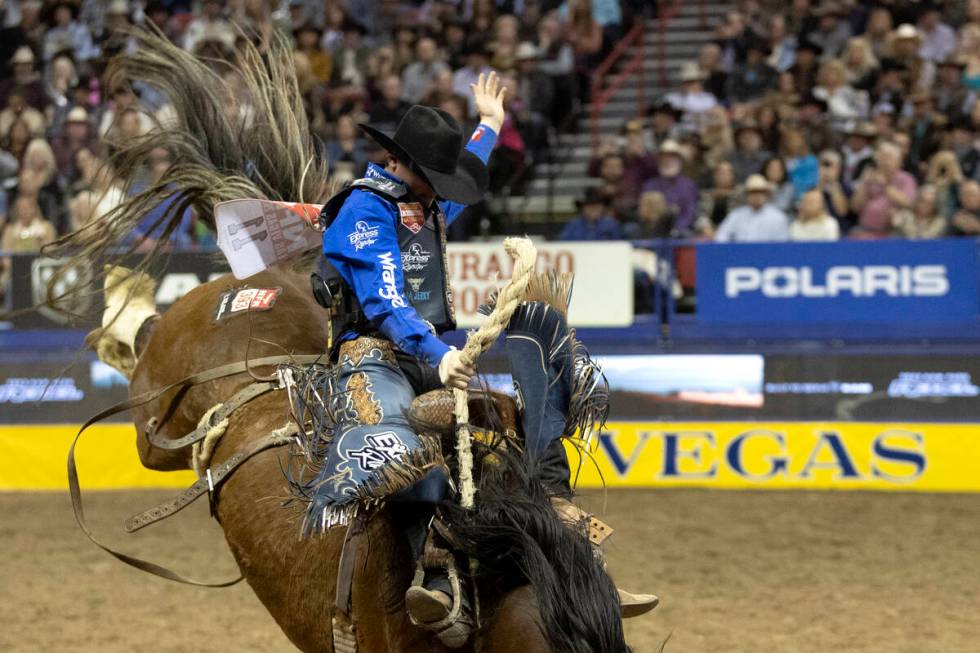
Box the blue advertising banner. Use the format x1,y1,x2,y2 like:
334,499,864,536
695,239,979,324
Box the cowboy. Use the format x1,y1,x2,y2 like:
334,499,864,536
311,73,505,647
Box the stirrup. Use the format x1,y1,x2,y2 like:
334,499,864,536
406,527,474,648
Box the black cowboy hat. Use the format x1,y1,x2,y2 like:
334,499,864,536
359,105,489,204
575,187,607,210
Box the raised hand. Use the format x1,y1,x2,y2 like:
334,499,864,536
470,71,507,133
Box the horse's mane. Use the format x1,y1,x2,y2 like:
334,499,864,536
43,25,332,314
442,444,631,653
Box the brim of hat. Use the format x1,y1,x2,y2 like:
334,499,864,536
359,123,488,205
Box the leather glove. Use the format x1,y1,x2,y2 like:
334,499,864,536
438,348,475,390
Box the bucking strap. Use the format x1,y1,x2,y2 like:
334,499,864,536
146,380,279,450
67,353,323,588
125,425,298,533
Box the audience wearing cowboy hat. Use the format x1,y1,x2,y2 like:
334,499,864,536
714,174,790,242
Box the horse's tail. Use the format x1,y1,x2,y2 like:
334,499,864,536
442,446,630,653
44,25,330,312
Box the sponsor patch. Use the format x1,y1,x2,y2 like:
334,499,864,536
347,431,409,472
398,202,425,234
214,287,282,321
348,220,380,250
401,242,432,272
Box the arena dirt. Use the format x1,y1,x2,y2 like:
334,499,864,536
1,489,977,652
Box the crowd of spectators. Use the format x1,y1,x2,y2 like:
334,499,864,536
0,0,645,275
562,0,980,244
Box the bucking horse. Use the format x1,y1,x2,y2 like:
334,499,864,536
51,27,649,653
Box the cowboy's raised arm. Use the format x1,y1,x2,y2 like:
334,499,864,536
323,191,450,367
441,72,507,223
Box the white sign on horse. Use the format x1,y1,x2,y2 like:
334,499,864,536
215,199,323,279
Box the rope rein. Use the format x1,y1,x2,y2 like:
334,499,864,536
453,237,537,508
191,402,230,478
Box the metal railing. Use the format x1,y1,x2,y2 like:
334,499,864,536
590,20,646,152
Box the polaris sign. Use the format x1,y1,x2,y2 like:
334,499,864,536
696,240,979,324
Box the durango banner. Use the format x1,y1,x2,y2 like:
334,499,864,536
2,421,978,492
568,422,980,492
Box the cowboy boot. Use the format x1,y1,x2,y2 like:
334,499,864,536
551,496,659,617
405,525,475,648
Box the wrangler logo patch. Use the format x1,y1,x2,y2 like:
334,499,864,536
398,202,425,234
213,287,282,321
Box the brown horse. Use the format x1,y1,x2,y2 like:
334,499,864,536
92,263,628,653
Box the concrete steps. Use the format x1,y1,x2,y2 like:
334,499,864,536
511,2,734,211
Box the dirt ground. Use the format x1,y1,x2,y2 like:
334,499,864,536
1,489,978,653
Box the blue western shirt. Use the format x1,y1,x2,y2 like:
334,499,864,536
322,124,498,367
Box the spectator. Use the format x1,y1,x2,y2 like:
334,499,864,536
566,0,603,103
535,14,576,127
841,37,879,90
1,193,55,252
891,184,947,238
701,106,735,170
871,101,898,140
789,37,822,98
863,7,894,60
294,24,332,85
369,75,411,132
813,59,869,126
332,20,370,88
621,119,659,188
900,90,943,174
558,188,624,240
790,188,840,240
761,157,795,212
698,43,729,101
726,38,778,105
401,37,450,104
0,47,49,111
890,24,934,91
917,3,958,63
98,84,152,140
714,10,750,71
513,43,555,123
182,0,235,54
18,138,66,233
715,174,790,242
946,119,980,180
491,14,521,70
2,118,33,164
128,147,193,251
933,55,971,121
453,39,493,120
594,153,636,222
323,114,370,182
0,87,45,138
728,121,771,183
840,121,876,185
42,1,98,63
809,2,851,61
698,160,740,233
816,149,852,228
487,73,529,193
851,141,917,238
782,128,820,199
626,191,671,239
647,101,682,149
667,63,719,134
925,150,966,219
950,180,980,235
641,140,699,235
44,54,77,127
766,15,797,73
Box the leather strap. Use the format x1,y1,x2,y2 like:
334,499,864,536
67,353,323,588
335,514,366,617
146,380,279,450
125,426,298,533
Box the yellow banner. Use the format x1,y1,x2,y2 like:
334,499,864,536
566,422,980,491
2,422,978,492
0,424,195,491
